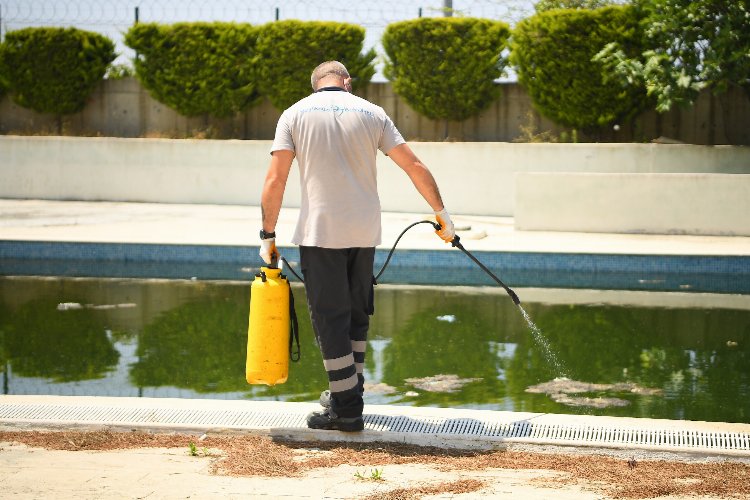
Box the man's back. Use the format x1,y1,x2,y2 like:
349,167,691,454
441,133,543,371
271,89,404,249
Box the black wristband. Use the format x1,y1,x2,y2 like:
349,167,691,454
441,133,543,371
260,229,276,240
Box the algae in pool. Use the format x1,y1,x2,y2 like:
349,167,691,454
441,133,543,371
1,277,748,424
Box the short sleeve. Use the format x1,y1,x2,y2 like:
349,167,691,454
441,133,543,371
270,110,295,154
378,115,405,155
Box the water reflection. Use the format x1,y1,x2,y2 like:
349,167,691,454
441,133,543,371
380,303,506,407
131,295,248,393
129,285,329,400
3,299,119,382
0,277,748,423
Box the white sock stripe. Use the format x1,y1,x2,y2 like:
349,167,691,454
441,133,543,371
355,362,364,374
329,373,359,393
351,340,367,353
323,352,355,372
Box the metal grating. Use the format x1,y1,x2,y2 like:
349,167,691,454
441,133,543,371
1,402,748,456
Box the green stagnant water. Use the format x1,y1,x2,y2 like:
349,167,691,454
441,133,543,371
1,276,748,424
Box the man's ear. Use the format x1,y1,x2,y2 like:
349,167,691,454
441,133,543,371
343,77,353,92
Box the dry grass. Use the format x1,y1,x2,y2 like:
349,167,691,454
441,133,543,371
361,479,486,500
1,429,749,499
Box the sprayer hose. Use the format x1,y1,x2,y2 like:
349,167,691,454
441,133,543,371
279,219,520,305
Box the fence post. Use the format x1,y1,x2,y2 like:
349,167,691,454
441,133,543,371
275,7,279,21
443,0,452,17
135,6,139,24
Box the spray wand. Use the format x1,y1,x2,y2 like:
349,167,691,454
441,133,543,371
449,234,521,305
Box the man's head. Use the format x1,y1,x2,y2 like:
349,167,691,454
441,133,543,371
311,61,352,92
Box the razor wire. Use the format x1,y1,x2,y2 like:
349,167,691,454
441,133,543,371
0,0,534,76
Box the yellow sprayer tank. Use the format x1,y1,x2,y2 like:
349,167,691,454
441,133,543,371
246,267,290,385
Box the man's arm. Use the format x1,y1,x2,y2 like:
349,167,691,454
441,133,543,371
386,143,444,211
387,143,456,243
260,149,295,233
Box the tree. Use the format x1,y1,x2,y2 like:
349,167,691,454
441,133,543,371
595,0,750,112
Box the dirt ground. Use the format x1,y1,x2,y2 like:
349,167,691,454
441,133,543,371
2,429,749,499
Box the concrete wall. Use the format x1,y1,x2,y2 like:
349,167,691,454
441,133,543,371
2,78,749,145
2,136,750,219
0,136,299,206
399,142,750,216
515,172,750,236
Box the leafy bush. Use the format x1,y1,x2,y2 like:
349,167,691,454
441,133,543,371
0,27,115,115
595,0,750,112
254,20,375,110
511,5,648,130
382,18,510,122
125,22,260,117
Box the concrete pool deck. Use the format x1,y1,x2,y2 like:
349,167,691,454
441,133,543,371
3,198,750,293
1,198,750,256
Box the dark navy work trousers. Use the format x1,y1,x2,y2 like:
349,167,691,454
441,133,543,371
299,246,375,418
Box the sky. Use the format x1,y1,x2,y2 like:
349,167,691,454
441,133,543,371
0,0,536,80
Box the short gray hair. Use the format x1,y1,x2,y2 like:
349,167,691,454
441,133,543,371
311,61,350,90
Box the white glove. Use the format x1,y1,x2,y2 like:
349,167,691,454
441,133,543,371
434,208,456,243
259,237,279,266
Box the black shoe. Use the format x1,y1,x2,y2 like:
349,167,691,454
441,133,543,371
319,389,331,408
306,409,364,432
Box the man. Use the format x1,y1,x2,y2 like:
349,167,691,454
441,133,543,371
259,61,455,432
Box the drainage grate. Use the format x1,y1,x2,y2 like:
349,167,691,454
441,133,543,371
364,414,750,453
1,400,748,456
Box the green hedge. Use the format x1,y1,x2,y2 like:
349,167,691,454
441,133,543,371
255,20,375,110
511,5,648,130
0,27,115,115
383,18,510,122
535,0,617,11
125,22,259,118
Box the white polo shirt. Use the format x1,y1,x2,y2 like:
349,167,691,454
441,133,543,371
271,88,405,248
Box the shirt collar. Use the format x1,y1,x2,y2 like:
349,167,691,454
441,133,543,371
315,86,347,93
